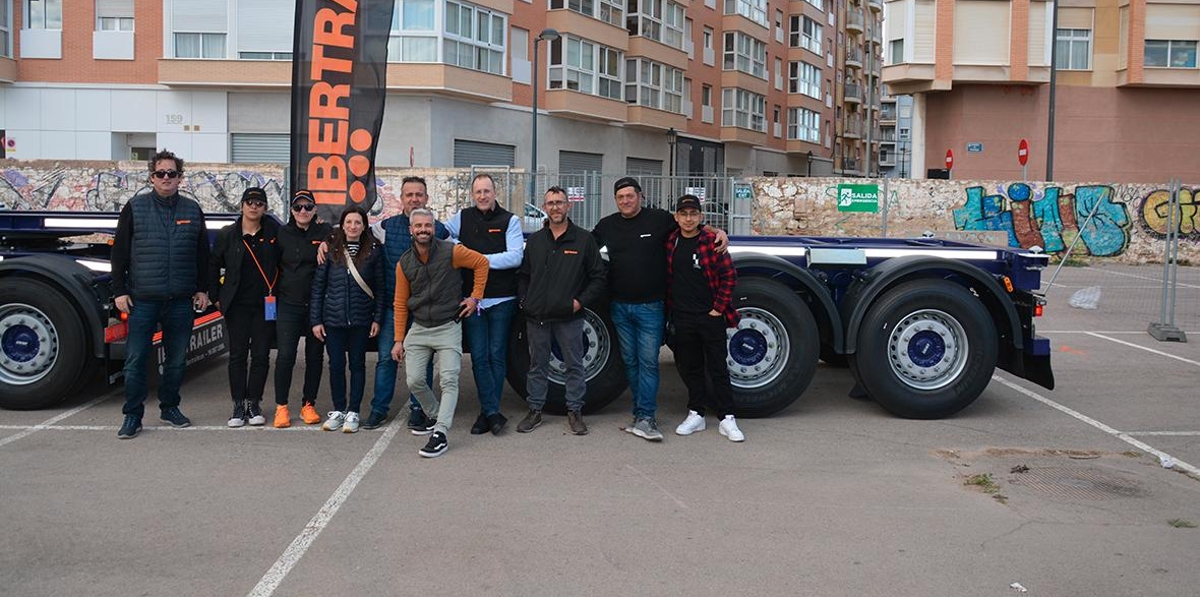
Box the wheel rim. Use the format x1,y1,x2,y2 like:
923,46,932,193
727,307,789,389
886,308,968,391
546,310,612,385
0,303,60,386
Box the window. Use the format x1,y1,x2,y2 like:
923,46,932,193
26,0,62,29
703,26,713,49
788,61,821,98
724,0,767,27
388,0,437,62
239,51,292,60
701,84,712,106
627,0,685,50
1054,28,1091,70
550,0,623,28
444,0,507,74
96,0,134,31
723,31,766,79
804,0,823,9
787,108,820,143
0,1,10,56
789,15,821,54
625,58,684,112
549,35,623,100
888,39,904,64
175,33,226,58
774,9,784,42
721,87,766,131
899,127,909,140
1145,39,1197,68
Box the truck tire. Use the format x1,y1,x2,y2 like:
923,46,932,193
728,278,820,417
0,279,92,410
506,306,628,415
852,279,998,419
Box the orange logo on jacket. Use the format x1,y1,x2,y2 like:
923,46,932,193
176,219,192,225
488,228,502,233
563,250,578,255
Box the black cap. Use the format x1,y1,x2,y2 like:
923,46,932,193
241,187,267,203
291,189,316,205
675,194,702,212
613,176,642,195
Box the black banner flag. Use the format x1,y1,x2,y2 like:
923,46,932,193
291,0,395,223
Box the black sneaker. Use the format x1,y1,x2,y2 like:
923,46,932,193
418,431,448,458
361,411,388,430
160,406,191,428
246,401,265,426
516,409,542,433
410,419,438,436
406,407,430,431
487,413,508,435
469,412,490,435
117,415,142,439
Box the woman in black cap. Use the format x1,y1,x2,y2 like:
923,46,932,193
209,187,280,427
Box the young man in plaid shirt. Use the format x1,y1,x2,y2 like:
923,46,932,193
665,194,745,442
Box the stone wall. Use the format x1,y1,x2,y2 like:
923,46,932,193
750,177,1199,265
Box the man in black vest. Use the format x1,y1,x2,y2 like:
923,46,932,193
391,209,490,458
111,149,211,439
445,173,523,437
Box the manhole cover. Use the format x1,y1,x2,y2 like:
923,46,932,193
1011,467,1142,500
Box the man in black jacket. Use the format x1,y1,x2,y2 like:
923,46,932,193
272,190,332,427
516,186,606,435
209,187,280,427
111,149,210,439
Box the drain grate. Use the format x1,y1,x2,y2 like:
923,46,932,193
1011,467,1143,500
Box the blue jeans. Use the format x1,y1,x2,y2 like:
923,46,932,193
463,298,517,416
371,308,431,416
122,297,194,418
610,300,665,419
325,325,371,414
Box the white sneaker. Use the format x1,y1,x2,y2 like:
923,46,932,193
718,415,745,442
322,411,345,432
675,411,706,436
343,412,360,433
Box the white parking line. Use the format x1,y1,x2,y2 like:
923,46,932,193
992,375,1199,478
247,421,405,597
0,424,324,432
1126,431,1200,437
1085,332,1200,368
0,396,108,449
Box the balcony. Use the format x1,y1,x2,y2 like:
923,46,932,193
880,107,897,121
627,36,688,70
159,59,291,88
0,58,15,83
720,124,768,145
842,157,859,173
845,11,864,34
868,0,882,12
878,153,896,167
845,47,863,70
878,128,896,142
626,105,688,132
871,29,882,47
545,89,627,122
844,82,862,104
546,9,628,50
843,117,862,139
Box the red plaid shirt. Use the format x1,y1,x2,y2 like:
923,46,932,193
665,227,740,327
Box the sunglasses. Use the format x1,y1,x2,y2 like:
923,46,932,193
243,199,267,208
291,203,316,212
152,169,181,179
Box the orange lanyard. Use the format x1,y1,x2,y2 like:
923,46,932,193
242,238,278,295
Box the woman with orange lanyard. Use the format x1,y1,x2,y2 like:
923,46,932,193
209,187,280,427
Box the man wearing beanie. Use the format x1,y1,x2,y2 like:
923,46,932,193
209,187,280,427
592,177,728,442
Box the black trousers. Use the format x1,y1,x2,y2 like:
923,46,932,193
224,302,275,404
274,301,324,405
672,310,735,419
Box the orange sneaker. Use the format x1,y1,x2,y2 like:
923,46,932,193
274,405,291,428
300,402,321,425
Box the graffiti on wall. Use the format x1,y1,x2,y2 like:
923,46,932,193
1140,187,1198,240
953,183,1132,256
0,167,288,215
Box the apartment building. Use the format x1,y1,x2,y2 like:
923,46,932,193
877,90,912,177
882,0,1200,183
0,0,882,179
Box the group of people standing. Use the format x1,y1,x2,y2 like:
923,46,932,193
111,150,746,457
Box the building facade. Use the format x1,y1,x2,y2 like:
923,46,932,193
882,0,1199,183
877,90,912,177
0,0,883,180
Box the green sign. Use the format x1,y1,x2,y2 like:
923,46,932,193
734,183,753,200
836,183,879,213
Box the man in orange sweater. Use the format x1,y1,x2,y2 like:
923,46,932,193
391,209,490,458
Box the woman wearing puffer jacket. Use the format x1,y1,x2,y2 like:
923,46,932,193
310,206,385,433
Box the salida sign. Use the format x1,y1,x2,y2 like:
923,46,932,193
837,183,880,213
290,0,396,222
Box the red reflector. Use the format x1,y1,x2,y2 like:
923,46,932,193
119,311,128,322
1034,304,1044,317
105,322,128,343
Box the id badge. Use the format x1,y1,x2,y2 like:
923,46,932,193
264,295,277,321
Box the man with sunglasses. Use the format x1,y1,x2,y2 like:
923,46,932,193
272,190,333,427
111,150,210,439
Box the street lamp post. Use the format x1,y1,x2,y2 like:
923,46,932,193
530,28,561,202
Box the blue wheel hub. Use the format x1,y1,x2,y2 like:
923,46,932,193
2,324,40,363
729,328,767,366
906,330,946,368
